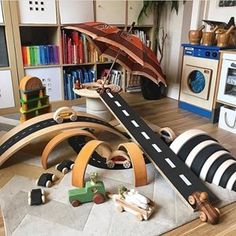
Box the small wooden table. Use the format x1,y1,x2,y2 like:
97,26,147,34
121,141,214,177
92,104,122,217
73,87,112,121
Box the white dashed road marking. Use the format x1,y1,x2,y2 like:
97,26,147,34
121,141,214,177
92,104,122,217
122,110,129,116
165,158,176,168
115,101,121,107
131,120,139,127
107,92,113,98
141,131,150,140
179,174,192,186
152,144,162,153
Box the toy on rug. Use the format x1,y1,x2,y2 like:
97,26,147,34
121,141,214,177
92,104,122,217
188,191,220,224
53,106,77,124
68,172,106,207
36,173,57,187
158,127,176,145
19,76,51,123
106,150,131,169
28,188,46,206
56,160,74,174
108,186,155,221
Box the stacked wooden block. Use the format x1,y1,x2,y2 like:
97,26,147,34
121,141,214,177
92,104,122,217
19,76,51,122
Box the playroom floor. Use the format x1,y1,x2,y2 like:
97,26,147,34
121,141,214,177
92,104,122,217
1,92,236,235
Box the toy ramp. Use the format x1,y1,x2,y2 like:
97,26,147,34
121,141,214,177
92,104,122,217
0,112,126,167
99,91,218,209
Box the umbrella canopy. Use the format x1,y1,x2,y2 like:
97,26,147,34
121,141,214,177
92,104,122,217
64,22,166,86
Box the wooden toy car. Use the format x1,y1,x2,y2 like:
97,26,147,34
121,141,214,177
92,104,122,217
159,127,176,144
106,150,131,169
28,188,46,206
53,107,77,124
109,187,155,221
56,160,74,174
68,173,106,207
188,191,220,224
36,173,57,187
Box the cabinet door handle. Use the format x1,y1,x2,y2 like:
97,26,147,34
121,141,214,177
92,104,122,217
231,62,236,68
224,112,236,128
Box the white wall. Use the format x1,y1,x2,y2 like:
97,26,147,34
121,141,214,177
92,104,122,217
160,1,192,99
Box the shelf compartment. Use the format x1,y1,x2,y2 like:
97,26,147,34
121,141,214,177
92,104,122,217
18,0,57,24
0,26,9,67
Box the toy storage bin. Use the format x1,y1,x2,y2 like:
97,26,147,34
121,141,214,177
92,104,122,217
218,106,236,134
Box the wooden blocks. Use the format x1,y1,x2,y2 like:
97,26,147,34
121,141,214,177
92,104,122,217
19,76,51,122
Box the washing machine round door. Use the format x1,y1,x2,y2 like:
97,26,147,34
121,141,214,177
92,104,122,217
188,70,205,93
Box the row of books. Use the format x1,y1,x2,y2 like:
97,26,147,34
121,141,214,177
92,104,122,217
126,75,141,93
100,68,123,86
21,45,59,66
62,30,105,65
63,68,95,100
132,29,151,48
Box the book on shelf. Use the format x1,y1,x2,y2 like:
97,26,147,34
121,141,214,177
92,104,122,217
63,67,95,100
100,68,123,87
61,30,102,65
126,75,141,93
132,29,151,48
21,45,59,66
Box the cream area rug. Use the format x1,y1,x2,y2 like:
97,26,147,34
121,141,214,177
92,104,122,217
1,116,236,235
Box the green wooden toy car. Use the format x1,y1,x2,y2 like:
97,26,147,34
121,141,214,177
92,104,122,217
68,173,106,207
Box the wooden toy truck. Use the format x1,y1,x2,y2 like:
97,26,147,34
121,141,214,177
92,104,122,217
68,173,106,207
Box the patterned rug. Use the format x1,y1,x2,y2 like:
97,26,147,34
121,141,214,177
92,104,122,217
1,115,236,236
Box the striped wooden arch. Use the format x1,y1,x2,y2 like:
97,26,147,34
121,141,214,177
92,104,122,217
72,140,147,188
41,129,97,169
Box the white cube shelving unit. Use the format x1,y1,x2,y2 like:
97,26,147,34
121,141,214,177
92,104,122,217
0,70,15,108
59,0,94,24
25,67,63,101
18,0,57,24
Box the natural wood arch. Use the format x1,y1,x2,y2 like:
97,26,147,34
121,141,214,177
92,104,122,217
0,112,126,167
72,140,147,188
41,129,97,169
118,142,147,187
72,140,112,187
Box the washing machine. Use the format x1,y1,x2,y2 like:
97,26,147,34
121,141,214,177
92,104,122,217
179,44,222,121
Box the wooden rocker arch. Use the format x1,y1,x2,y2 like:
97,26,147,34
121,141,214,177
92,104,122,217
41,129,97,169
72,140,147,188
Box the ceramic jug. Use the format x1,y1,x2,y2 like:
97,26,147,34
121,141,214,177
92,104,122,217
188,25,205,45
217,25,235,47
202,26,218,46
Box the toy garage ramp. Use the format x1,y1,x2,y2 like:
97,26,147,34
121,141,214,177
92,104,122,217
0,111,126,167
99,91,218,209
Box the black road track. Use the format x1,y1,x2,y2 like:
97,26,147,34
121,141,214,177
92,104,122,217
100,91,218,208
0,116,125,157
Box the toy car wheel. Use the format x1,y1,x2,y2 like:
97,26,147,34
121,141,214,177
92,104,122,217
46,180,52,188
51,175,57,182
70,114,77,122
62,167,69,174
107,160,115,169
188,195,196,205
93,193,105,204
41,195,46,204
117,205,124,212
70,163,74,170
199,211,207,222
71,200,80,207
55,116,63,124
136,214,143,221
200,192,208,202
123,160,131,169
105,87,112,93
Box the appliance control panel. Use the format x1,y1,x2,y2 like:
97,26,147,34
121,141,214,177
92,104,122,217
183,46,219,60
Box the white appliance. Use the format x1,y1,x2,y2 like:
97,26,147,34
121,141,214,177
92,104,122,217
217,53,236,106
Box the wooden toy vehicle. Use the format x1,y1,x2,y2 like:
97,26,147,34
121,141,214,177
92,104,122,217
68,173,106,207
53,107,77,124
36,173,57,187
28,188,46,206
159,127,176,144
188,191,220,224
56,160,74,174
109,187,155,221
106,150,131,169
